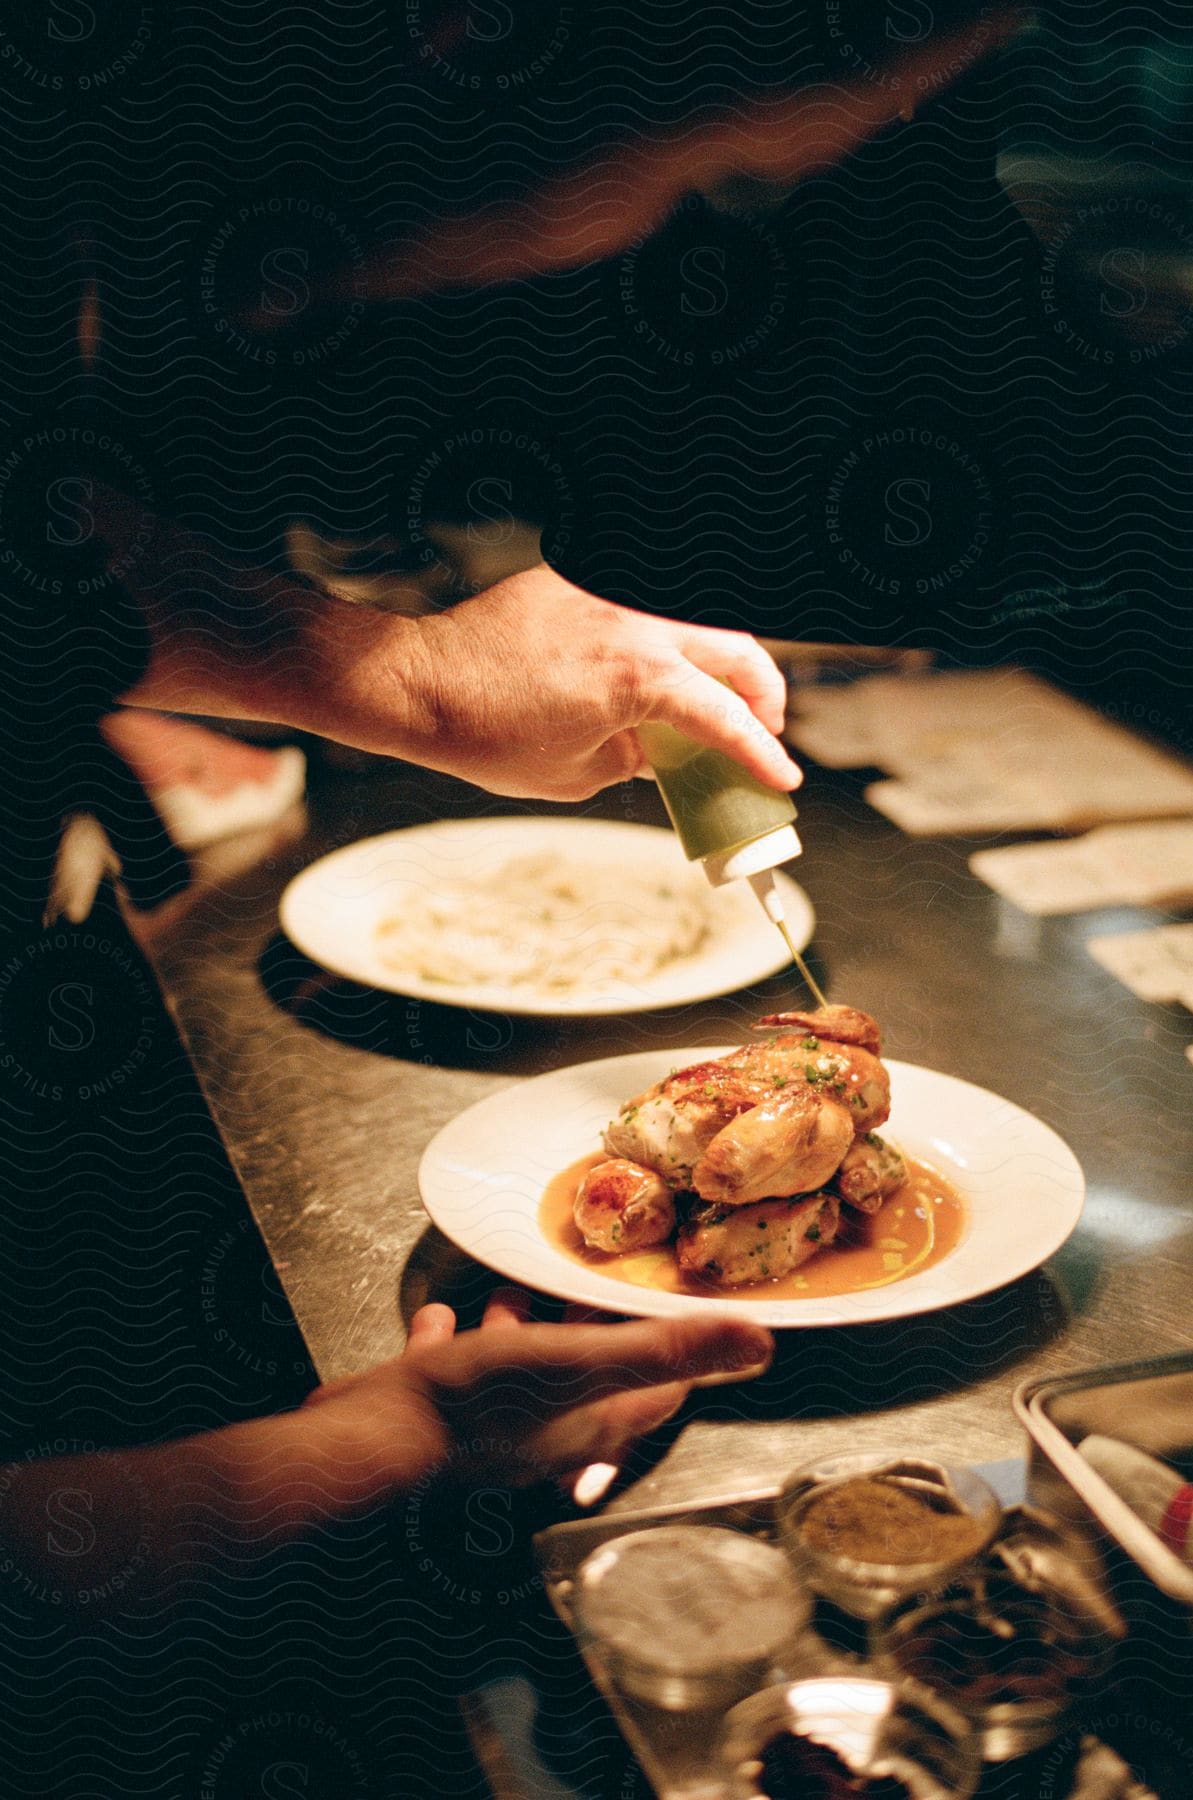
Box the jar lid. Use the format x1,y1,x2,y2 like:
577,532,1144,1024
574,1525,807,1685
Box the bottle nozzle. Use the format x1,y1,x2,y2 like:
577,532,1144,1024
749,870,829,1009
749,869,786,926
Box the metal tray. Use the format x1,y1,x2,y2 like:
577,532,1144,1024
534,1483,1122,1800
1015,1352,1193,1615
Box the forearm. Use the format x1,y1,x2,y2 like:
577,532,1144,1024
99,485,436,749
100,489,798,801
123,571,431,752
0,1404,438,1616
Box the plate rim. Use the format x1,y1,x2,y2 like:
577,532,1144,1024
278,816,815,1016
416,1050,1086,1327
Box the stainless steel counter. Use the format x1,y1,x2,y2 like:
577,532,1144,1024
135,755,1193,1508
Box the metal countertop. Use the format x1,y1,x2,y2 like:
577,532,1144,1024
135,756,1193,1511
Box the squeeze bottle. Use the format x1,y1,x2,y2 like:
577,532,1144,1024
636,721,826,1004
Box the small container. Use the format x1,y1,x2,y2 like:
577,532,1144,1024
636,721,800,883
776,1452,1002,1623
721,1676,981,1800
876,1506,1120,1762
572,1524,810,1711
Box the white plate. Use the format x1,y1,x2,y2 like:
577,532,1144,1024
279,818,814,1015
418,1051,1085,1325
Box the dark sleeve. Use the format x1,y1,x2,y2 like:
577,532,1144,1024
0,413,187,923
543,61,1191,764
540,109,1021,642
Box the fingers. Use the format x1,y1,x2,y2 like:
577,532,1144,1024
649,663,802,792
407,1302,458,1347
530,1382,691,1478
593,1380,691,1442
430,1314,774,1413
543,729,649,803
483,1289,617,1331
677,629,788,738
481,1287,533,1330
561,1302,623,1326
585,728,650,790
612,730,650,781
570,1461,621,1507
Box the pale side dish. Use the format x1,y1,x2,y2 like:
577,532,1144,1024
375,850,712,993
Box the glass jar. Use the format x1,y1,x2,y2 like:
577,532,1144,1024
776,1452,1002,1624
721,1676,981,1800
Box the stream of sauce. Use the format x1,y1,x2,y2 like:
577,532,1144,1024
539,1152,966,1301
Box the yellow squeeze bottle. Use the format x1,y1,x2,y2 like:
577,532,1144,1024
636,721,827,1006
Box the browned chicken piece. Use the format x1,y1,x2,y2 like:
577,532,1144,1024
574,1158,677,1253
691,1086,854,1207
603,1058,774,1191
755,1005,882,1056
677,1193,840,1287
724,1033,890,1135
604,1018,888,1199
833,1132,908,1215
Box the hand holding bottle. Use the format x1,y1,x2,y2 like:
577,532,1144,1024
398,565,802,802
111,539,803,807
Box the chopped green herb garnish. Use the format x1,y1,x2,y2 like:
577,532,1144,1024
802,1036,819,1049
773,1076,788,1089
805,1065,821,1082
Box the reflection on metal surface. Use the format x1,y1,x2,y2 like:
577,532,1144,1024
991,899,1043,964
1078,1188,1187,1255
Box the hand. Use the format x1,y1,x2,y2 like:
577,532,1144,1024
104,493,799,800
0,1295,772,1611
316,562,801,801
298,1289,774,1499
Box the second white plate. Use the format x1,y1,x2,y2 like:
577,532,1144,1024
279,817,814,1015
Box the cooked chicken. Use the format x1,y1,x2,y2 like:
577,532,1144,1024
756,1006,882,1055
677,1193,840,1287
739,1009,889,1133
574,1158,677,1253
603,1059,747,1191
833,1132,908,1215
604,1009,889,1202
691,1086,853,1207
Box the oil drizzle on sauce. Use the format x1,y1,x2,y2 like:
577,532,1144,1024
539,1152,966,1301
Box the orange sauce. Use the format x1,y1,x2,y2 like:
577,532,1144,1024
539,1152,966,1301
